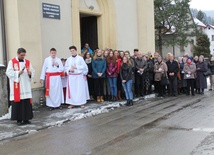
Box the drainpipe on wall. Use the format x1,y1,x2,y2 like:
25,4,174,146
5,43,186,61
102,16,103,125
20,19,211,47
0,0,7,66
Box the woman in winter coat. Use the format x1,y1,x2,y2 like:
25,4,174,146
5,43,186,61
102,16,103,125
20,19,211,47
103,50,110,100
196,55,208,94
154,56,168,97
120,56,134,106
84,52,94,100
106,51,118,101
179,56,188,94
183,57,196,96
208,56,214,91
92,49,107,102
143,55,154,95
115,50,123,100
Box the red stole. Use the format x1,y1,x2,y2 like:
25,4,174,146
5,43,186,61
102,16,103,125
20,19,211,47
12,58,32,103
45,72,62,97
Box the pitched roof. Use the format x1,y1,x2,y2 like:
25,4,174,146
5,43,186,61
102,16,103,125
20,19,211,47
207,24,214,29
193,17,207,28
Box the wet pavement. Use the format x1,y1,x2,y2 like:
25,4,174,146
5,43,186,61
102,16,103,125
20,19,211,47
0,92,214,155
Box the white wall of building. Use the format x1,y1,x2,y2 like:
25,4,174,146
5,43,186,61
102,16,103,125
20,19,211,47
204,27,214,55
162,44,194,58
114,0,138,54
0,10,3,64
162,36,195,58
40,0,72,59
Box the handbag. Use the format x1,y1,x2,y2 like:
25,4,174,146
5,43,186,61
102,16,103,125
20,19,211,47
160,73,169,85
203,69,212,76
184,73,194,79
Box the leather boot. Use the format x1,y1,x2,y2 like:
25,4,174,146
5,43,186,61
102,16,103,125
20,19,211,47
125,100,130,106
114,96,117,101
97,96,101,103
100,96,104,102
110,96,114,101
129,100,134,106
117,90,121,100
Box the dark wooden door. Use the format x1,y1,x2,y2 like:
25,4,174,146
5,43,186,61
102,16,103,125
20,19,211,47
80,16,98,52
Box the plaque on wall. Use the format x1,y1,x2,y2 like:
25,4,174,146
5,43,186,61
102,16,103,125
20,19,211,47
42,3,60,20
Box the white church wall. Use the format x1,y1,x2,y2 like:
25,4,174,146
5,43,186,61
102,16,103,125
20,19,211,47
40,0,73,59
114,0,138,54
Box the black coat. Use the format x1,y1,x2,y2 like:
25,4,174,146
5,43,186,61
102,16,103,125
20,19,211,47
120,63,133,81
144,59,154,81
134,58,147,72
196,61,208,89
166,60,179,79
86,62,93,76
208,61,214,75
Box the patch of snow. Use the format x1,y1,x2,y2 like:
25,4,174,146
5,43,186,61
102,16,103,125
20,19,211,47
144,94,156,99
48,108,80,118
133,98,140,102
27,130,38,134
0,106,11,120
192,128,214,132
19,124,37,128
70,101,126,121
0,132,14,140
46,119,69,127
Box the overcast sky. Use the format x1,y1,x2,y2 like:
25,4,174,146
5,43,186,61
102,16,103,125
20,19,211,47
189,0,214,10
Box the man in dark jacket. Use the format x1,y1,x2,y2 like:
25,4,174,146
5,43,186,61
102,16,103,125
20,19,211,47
134,52,147,97
166,54,179,96
208,56,214,91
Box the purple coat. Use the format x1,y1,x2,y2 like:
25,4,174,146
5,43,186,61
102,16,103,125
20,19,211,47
106,62,118,77
196,61,208,89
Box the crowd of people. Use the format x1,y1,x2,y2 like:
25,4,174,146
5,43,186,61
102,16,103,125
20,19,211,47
6,44,214,125
81,47,213,105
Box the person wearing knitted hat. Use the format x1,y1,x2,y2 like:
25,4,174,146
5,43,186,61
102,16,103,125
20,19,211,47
183,57,196,96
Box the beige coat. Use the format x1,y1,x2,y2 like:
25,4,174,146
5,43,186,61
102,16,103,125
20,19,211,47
183,62,196,79
154,61,168,81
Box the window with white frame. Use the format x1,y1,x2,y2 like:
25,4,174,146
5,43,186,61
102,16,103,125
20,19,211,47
212,35,214,41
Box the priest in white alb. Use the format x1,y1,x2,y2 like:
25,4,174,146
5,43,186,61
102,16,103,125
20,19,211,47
6,48,35,125
65,46,89,108
40,48,64,111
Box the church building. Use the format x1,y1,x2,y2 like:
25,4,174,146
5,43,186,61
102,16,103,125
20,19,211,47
0,0,155,104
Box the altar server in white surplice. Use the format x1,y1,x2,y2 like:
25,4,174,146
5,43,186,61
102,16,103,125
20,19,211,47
65,46,89,109
40,48,64,111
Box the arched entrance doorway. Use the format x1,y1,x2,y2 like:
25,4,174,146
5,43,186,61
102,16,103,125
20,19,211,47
80,14,98,51
71,0,117,52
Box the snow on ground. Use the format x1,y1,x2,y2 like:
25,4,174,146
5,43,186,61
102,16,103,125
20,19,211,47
0,106,11,121
43,95,158,127
0,94,156,123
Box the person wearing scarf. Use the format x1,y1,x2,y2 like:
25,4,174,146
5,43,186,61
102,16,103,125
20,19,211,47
183,57,196,96
84,52,94,100
154,56,168,97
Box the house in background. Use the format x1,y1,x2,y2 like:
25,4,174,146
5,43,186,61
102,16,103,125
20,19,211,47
204,25,214,55
194,17,214,55
161,29,196,58
161,16,214,58
161,12,197,58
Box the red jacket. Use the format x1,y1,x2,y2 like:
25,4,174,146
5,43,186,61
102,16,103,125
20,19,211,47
117,57,122,73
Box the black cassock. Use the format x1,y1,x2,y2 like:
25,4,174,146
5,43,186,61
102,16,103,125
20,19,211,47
11,99,33,121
